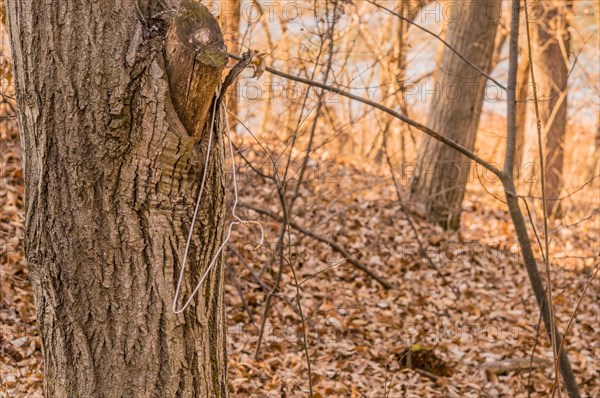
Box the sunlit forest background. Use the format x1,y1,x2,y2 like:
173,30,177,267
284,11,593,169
1,1,598,397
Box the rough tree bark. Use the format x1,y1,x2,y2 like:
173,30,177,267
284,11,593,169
7,1,230,397
409,0,501,229
532,0,570,216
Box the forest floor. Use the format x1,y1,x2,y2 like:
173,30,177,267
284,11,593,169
0,127,598,397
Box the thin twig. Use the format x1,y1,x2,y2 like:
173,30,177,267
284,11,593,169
521,197,547,264
240,202,393,289
228,245,269,290
523,0,559,390
520,175,600,202
288,258,313,396
552,263,600,395
227,52,503,177
527,294,545,398
383,144,461,299
502,2,580,396
365,0,507,91
225,260,255,324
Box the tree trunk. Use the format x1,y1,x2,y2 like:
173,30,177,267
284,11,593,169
533,0,570,216
6,1,229,397
589,114,600,181
222,0,241,128
431,0,448,83
409,0,501,229
515,45,530,174
374,0,429,165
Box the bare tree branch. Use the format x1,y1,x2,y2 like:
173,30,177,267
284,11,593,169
240,202,393,289
502,1,580,396
366,0,507,91
227,53,503,177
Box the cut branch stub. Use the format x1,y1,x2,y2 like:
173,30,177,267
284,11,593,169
164,0,227,140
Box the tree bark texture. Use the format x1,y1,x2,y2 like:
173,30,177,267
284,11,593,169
409,0,501,229
533,0,570,216
6,1,229,396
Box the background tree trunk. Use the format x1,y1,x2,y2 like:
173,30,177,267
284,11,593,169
374,0,430,165
6,1,229,397
533,0,570,216
588,114,600,181
409,0,501,229
223,0,241,129
515,45,530,174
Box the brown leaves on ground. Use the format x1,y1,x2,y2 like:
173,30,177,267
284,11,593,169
1,132,599,397
223,143,599,397
1,127,44,397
